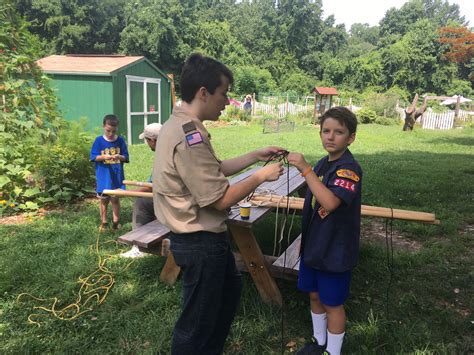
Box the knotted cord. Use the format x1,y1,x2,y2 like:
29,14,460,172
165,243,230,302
16,233,132,326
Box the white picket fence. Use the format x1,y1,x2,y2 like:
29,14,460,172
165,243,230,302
421,110,472,130
421,111,455,129
252,101,312,118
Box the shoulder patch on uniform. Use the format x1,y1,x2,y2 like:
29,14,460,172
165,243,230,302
182,121,197,134
186,132,203,146
336,169,360,182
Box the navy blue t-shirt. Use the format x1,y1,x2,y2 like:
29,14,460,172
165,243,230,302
301,149,363,272
90,135,129,193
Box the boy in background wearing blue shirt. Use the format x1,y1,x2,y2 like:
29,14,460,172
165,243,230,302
288,107,362,355
90,114,129,231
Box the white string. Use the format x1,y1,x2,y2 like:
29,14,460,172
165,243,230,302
272,196,283,256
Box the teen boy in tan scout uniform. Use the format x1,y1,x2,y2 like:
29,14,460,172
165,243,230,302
152,53,284,354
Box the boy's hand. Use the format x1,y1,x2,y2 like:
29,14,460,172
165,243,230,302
254,146,286,162
256,162,284,182
288,152,311,173
110,154,123,161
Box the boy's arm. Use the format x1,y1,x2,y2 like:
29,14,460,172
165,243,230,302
90,138,105,162
118,137,130,162
288,153,342,212
220,146,285,176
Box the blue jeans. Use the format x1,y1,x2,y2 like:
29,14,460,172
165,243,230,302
169,231,242,355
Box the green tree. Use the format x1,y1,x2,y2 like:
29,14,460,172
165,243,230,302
279,69,314,95
349,23,380,46
380,19,452,94
379,0,466,37
120,0,193,74
15,0,127,54
191,21,251,67
232,65,276,95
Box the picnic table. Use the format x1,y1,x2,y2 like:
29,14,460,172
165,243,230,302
225,166,306,305
118,166,307,306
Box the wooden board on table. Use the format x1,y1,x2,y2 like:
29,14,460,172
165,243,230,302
227,167,305,226
118,220,170,249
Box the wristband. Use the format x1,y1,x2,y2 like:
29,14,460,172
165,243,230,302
301,166,312,177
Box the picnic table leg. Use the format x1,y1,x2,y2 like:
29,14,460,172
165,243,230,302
159,239,181,285
229,225,282,306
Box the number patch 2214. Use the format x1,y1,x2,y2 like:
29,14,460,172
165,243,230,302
334,178,356,192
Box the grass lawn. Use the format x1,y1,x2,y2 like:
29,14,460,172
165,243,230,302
1,123,473,354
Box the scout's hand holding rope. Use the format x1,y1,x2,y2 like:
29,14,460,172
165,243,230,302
287,152,312,177
246,148,288,203
253,146,287,163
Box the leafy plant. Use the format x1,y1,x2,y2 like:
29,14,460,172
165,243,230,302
0,2,61,213
0,3,94,214
356,108,378,124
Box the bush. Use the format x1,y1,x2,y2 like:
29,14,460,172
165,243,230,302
374,116,399,126
222,105,240,121
356,108,378,124
0,3,61,214
33,120,95,204
363,92,400,118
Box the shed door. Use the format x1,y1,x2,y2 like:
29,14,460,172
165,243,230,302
126,75,161,144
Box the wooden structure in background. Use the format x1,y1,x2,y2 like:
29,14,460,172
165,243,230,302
311,86,338,119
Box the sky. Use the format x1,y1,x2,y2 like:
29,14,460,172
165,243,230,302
321,0,474,30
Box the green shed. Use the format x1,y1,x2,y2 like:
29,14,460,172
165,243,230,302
36,54,172,144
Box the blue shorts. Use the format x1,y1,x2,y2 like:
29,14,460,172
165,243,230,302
297,255,351,307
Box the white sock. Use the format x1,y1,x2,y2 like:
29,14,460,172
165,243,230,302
311,311,327,346
326,330,345,355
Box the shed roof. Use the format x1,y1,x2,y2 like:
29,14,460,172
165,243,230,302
36,55,144,75
312,87,338,95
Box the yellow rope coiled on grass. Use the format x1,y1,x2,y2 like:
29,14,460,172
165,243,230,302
16,232,132,326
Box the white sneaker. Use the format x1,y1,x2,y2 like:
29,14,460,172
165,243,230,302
120,245,146,258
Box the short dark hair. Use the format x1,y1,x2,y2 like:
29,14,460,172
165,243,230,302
103,114,119,127
320,107,357,135
180,53,234,103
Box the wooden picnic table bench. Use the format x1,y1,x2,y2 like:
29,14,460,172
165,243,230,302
118,166,306,306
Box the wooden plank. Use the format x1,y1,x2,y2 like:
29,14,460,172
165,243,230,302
234,252,297,281
118,220,170,248
273,234,301,271
229,224,282,306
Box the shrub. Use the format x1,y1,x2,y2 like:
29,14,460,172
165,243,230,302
33,120,95,204
222,105,240,121
356,108,378,124
374,116,399,126
363,92,400,118
0,3,61,214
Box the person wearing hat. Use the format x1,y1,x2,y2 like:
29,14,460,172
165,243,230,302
243,94,252,115
120,122,162,258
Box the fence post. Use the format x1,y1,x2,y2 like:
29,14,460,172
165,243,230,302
252,93,256,115
455,96,460,119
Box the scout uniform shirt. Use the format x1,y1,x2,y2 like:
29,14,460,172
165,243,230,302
152,106,229,234
301,149,363,273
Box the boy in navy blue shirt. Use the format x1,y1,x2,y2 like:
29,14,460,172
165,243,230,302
288,107,362,355
90,115,129,231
